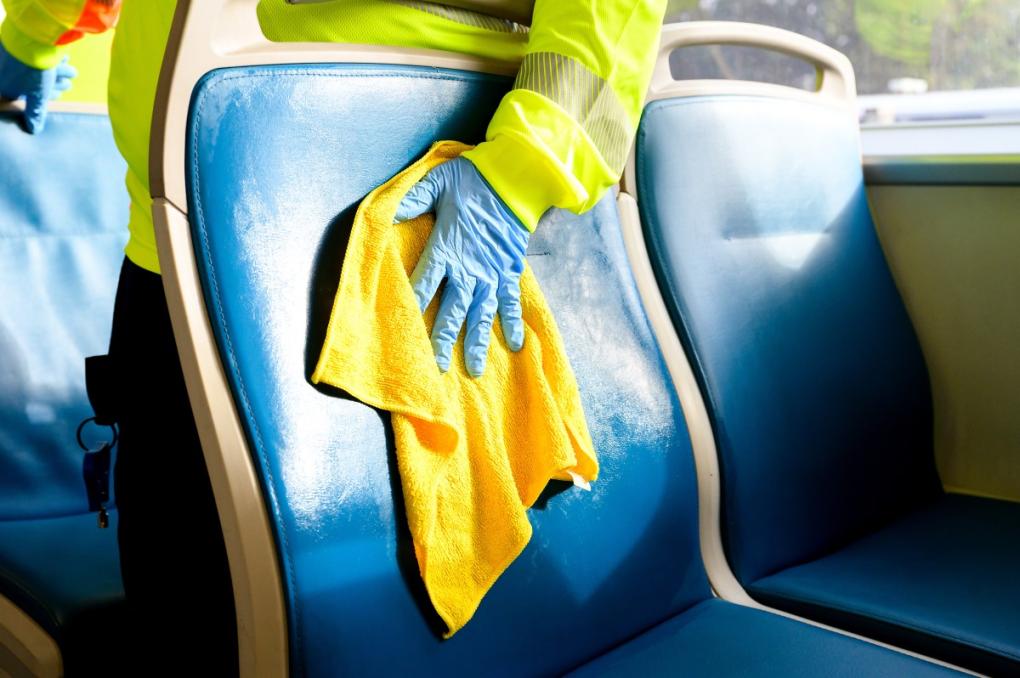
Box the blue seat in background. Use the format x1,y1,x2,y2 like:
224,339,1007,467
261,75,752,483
180,62,962,676
635,84,1020,673
0,108,128,675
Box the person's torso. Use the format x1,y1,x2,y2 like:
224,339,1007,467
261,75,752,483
108,0,528,273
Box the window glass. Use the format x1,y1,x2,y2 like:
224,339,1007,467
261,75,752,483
665,0,1020,124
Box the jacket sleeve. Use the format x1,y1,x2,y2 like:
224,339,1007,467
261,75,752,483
462,0,667,230
1,0,120,69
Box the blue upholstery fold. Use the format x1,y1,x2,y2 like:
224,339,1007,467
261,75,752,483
571,599,962,677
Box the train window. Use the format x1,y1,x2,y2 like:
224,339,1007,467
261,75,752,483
666,0,1020,127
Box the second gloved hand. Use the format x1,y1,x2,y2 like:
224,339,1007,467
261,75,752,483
394,156,529,378
0,43,76,134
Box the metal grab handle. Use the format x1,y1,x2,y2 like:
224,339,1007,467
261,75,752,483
650,21,856,103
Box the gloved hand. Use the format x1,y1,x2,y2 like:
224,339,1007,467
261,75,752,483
395,157,530,378
0,43,76,134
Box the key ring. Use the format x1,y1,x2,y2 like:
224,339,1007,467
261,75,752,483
77,416,118,452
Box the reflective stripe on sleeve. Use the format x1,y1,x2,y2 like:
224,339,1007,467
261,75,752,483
513,51,631,173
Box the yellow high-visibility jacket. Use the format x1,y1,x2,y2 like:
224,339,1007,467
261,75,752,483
1,0,666,274
0,3,112,104
0,0,118,69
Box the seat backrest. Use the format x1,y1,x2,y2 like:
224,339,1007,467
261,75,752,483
0,107,127,521
171,59,710,675
634,24,942,586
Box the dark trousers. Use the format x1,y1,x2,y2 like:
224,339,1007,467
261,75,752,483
107,258,238,676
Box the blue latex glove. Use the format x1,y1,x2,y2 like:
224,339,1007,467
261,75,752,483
395,157,530,378
0,44,76,134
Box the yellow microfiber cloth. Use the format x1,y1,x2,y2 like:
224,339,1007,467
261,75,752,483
311,141,598,637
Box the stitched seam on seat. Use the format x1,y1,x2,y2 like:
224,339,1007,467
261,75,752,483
752,586,1020,661
565,598,720,673
190,66,502,675
191,79,305,675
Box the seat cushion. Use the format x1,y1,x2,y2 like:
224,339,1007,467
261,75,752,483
750,493,1020,676
571,599,963,677
0,511,127,673
187,64,709,676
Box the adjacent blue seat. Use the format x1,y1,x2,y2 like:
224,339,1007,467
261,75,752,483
0,109,128,674
0,513,125,672
185,63,961,676
636,93,1020,675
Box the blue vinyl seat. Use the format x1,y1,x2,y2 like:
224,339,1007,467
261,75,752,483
181,62,961,676
0,109,128,674
636,90,1020,674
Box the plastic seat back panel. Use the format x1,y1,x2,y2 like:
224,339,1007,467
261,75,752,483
0,110,127,520
636,96,941,585
187,64,708,676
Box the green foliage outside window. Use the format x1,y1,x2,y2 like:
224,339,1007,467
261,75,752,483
665,0,1020,94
